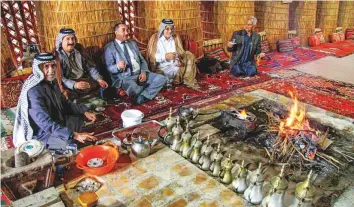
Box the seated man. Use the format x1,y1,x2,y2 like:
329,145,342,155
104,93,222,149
55,28,108,100
227,16,265,77
13,53,98,150
147,19,197,87
104,23,167,104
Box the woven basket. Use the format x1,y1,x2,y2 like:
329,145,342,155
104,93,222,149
35,1,121,54
338,1,354,31
1,28,17,76
134,1,203,57
316,1,340,42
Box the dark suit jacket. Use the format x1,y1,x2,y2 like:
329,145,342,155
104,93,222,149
227,29,261,67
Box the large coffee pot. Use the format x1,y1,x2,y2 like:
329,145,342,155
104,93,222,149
170,116,183,151
232,160,249,194
244,163,266,205
261,165,288,207
158,108,176,144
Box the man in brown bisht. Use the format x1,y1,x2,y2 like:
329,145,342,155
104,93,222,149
147,19,197,88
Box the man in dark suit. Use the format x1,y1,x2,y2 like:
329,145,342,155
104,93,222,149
104,23,167,105
227,16,265,77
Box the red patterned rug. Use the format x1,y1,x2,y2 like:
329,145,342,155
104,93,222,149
258,48,328,72
309,40,354,57
243,73,354,118
83,71,273,134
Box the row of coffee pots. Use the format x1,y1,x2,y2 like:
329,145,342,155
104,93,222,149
158,108,316,207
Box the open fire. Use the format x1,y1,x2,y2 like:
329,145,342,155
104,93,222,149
267,91,329,164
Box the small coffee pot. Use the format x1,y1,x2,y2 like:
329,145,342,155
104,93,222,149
131,136,158,158
220,154,233,185
180,130,196,159
262,165,288,207
244,163,265,205
210,144,223,177
158,108,176,144
289,170,315,207
199,136,213,170
170,116,183,151
189,135,202,164
232,160,249,194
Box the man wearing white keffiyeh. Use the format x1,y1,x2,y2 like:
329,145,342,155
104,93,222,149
56,28,108,100
13,53,98,149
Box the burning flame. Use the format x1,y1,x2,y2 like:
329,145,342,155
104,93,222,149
238,109,248,120
279,91,306,133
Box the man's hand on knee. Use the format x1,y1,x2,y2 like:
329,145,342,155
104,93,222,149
73,132,97,143
84,112,96,122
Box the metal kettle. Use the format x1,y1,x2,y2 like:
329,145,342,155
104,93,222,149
131,136,158,158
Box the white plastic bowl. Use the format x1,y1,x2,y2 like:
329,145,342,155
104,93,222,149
121,109,144,128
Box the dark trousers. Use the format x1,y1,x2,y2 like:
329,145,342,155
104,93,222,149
46,115,85,150
231,61,257,77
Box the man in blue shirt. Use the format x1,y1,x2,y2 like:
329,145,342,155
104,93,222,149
227,16,265,77
13,53,97,150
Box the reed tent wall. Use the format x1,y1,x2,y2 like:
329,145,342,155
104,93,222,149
1,28,17,76
294,1,317,46
316,1,339,42
213,1,255,53
35,1,121,54
256,1,289,50
134,1,203,57
254,1,266,32
200,1,218,40
338,1,354,31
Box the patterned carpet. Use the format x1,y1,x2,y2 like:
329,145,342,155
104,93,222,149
258,48,328,72
243,73,354,118
0,71,272,151
3,52,354,152
309,40,354,57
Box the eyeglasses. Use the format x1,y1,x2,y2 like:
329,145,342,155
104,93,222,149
165,26,175,31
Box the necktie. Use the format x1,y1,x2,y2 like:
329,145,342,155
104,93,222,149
122,42,133,70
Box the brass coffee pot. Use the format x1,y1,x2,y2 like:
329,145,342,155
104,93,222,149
289,170,315,207
262,165,288,207
199,136,213,171
180,130,195,159
232,160,249,194
244,163,265,205
158,108,176,144
189,134,202,164
170,116,183,151
210,144,223,177
220,154,233,184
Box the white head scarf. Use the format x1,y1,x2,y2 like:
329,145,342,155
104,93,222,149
12,53,56,147
158,19,175,38
55,28,77,51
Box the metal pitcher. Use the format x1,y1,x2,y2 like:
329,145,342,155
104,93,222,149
261,165,288,207
170,116,183,151
131,136,158,158
220,154,233,185
244,163,266,205
232,160,249,194
158,108,176,144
